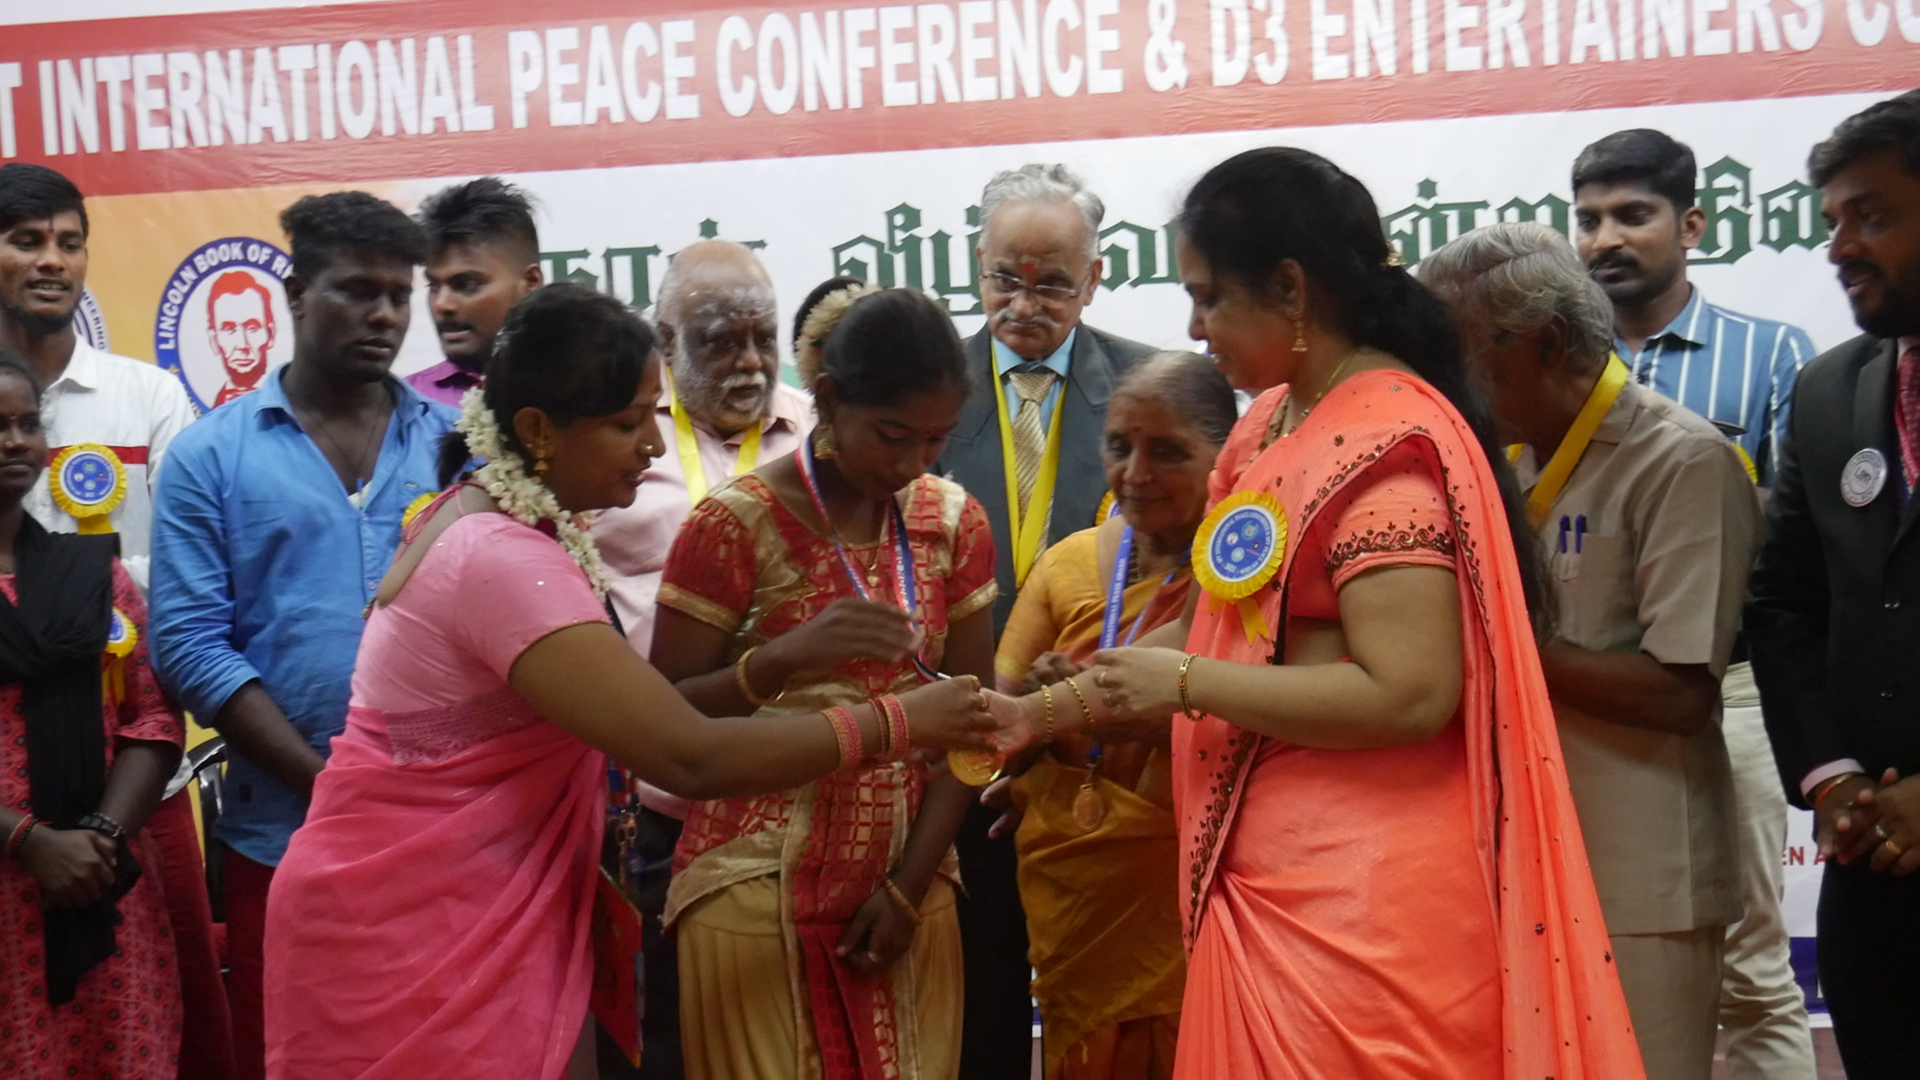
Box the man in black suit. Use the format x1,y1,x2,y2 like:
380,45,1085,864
935,163,1153,1079
1747,89,1920,1079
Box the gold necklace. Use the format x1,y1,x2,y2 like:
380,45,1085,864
1281,348,1366,437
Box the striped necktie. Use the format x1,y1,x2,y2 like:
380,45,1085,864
1008,363,1058,516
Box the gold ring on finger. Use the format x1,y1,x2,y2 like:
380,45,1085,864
1886,838,1907,858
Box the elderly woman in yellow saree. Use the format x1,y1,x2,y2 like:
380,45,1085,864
990,352,1237,1080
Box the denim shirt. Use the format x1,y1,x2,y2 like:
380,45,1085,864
150,367,456,865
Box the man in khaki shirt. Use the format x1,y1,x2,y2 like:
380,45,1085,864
1423,222,1760,1080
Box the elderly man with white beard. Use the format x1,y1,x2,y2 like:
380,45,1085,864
589,238,813,1080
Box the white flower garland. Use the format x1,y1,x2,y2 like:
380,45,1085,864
455,386,612,599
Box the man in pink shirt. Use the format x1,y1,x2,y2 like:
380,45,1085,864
589,238,811,1080
405,178,543,407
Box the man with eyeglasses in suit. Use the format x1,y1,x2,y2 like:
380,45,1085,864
934,162,1154,1080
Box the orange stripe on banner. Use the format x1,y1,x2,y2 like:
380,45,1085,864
0,0,1912,197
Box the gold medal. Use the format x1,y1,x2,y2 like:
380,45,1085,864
947,749,1005,787
1071,777,1107,831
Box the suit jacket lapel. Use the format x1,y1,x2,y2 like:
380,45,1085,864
1053,329,1117,544
954,328,999,446
1854,340,1907,549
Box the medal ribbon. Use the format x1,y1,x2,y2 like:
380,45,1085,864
1099,526,1182,650
1507,354,1630,527
667,369,763,505
993,370,1065,589
797,432,942,683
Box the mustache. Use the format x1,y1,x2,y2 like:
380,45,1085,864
718,372,768,393
1837,258,1882,286
436,319,474,334
1586,252,1639,273
991,306,1060,332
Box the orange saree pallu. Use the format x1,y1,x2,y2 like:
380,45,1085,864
1174,371,1645,1080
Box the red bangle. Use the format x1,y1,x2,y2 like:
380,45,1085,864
6,813,38,859
823,707,864,771
874,695,910,763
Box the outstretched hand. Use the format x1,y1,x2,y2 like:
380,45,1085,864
897,677,997,752
1020,652,1086,695
1088,647,1190,739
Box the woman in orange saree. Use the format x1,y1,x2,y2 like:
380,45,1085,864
991,353,1237,1080
1085,149,1649,1079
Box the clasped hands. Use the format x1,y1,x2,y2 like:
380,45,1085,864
1816,768,1920,877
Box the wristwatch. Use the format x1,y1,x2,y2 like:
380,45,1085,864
75,813,128,845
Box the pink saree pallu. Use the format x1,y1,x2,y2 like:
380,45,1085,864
263,694,605,1080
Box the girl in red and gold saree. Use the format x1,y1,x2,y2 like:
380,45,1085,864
648,286,995,1080
262,286,1007,1080
988,352,1236,1080
1083,149,1650,1078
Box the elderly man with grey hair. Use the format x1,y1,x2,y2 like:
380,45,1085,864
933,163,1153,1080
1423,221,1758,1080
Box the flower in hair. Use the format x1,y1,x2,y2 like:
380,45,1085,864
454,387,612,599
795,281,883,387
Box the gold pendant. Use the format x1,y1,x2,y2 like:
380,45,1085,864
1072,778,1107,831
947,749,1005,787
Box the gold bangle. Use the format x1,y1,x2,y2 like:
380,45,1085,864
1178,653,1203,721
734,646,770,707
1063,676,1094,728
1040,684,1056,743
1810,772,1862,809
881,877,925,926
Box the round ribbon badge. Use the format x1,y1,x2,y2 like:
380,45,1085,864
49,444,127,534
105,607,138,659
1841,448,1888,508
1192,490,1288,643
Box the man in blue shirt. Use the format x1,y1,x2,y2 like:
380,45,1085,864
1573,129,1818,1080
150,192,454,1080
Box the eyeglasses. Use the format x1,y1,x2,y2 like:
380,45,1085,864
980,270,1089,305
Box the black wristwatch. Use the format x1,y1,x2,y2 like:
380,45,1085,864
76,813,128,845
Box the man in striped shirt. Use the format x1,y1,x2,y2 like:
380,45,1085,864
1573,128,1818,1080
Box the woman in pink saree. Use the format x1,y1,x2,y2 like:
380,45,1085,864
261,286,1010,1080
1085,150,1649,1078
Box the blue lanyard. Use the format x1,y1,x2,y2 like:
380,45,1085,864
797,433,941,683
1093,525,1183,765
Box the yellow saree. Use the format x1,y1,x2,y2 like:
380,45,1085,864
996,522,1191,1080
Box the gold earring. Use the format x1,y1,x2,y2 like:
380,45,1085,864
1291,312,1309,353
534,453,551,475
814,423,838,460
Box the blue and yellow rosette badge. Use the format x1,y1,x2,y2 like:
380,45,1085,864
106,607,138,659
102,606,138,703
1192,491,1288,644
49,443,126,535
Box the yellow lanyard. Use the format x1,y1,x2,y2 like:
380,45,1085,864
667,370,762,504
993,371,1065,589
1507,354,1630,528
